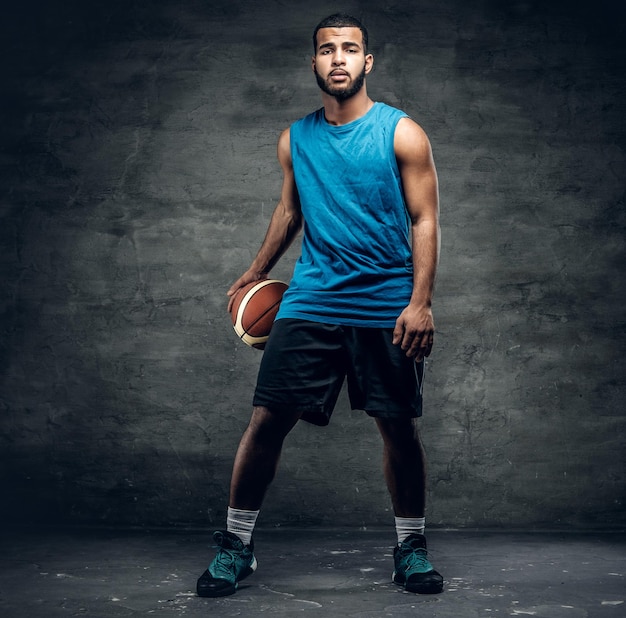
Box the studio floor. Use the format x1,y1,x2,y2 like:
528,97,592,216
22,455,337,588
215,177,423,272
0,527,624,617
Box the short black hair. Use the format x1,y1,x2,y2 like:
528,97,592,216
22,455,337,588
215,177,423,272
313,13,369,53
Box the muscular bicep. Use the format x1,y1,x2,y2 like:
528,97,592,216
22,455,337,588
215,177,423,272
394,118,439,225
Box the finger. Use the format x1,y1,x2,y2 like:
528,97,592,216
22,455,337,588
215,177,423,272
406,331,433,360
227,282,245,312
402,329,419,355
226,281,242,297
418,334,434,360
418,333,433,358
226,275,250,302
392,319,404,346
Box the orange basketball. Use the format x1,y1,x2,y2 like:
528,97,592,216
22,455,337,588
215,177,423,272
230,279,288,349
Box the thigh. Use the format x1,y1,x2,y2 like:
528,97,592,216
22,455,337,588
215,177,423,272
344,327,424,419
253,319,348,426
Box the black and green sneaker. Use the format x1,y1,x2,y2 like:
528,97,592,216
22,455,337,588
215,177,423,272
392,533,443,594
196,530,257,597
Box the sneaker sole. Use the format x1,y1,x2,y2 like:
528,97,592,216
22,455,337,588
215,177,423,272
197,579,237,598
392,570,444,594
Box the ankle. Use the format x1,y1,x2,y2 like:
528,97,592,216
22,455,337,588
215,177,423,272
395,516,425,544
227,507,259,545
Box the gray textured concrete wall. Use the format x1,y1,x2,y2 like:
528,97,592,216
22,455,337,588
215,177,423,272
1,0,624,529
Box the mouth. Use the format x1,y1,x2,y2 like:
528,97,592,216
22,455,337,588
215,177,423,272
329,70,349,81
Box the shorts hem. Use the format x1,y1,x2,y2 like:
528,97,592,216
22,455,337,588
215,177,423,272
252,398,331,427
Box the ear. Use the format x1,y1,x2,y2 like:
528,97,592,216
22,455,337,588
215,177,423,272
365,53,374,75
311,55,316,73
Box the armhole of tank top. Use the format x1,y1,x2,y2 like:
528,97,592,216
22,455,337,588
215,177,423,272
289,123,295,164
390,113,408,179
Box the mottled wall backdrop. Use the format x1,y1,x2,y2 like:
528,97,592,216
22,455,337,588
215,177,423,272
1,0,624,529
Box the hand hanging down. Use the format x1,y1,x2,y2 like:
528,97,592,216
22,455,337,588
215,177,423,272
392,303,435,362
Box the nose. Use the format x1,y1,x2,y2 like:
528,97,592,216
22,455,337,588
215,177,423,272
332,49,345,65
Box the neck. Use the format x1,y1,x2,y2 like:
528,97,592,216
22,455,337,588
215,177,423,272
321,87,374,126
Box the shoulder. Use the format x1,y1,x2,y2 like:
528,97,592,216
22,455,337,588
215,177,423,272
393,116,433,166
280,108,323,160
372,101,410,124
292,108,323,129
277,127,292,167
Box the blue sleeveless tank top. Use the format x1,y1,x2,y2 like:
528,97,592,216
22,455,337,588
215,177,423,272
276,102,412,327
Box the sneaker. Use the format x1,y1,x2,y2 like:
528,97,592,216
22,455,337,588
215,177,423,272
392,533,443,594
196,530,257,597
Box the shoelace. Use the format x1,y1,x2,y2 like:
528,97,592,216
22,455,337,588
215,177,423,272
398,547,432,572
212,548,239,579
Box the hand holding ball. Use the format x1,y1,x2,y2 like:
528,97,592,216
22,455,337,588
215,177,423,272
229,280,288,349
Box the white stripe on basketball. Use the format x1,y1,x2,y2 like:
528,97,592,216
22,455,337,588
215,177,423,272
241,332,269,346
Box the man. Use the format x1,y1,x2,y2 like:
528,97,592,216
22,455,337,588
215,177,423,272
197,13,443,597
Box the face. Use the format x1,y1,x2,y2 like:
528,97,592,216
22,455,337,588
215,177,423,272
312,27,373,101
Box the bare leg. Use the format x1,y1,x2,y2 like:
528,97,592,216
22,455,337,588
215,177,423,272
375,417,426,517
229,406,301,511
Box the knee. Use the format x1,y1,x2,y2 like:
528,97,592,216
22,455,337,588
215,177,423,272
246,406,299,444
377,418,421,451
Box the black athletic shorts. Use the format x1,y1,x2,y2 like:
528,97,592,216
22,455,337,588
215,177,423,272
253,318,424,426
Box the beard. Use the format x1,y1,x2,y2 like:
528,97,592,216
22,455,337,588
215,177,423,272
314,64,367,101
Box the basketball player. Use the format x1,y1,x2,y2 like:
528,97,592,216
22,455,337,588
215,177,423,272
197,13,443,597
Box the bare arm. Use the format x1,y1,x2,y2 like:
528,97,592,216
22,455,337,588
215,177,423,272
392,117,441,361
227,128,303,309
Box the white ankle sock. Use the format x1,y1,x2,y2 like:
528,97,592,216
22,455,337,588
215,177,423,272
227,507,259,545
395,516,425,544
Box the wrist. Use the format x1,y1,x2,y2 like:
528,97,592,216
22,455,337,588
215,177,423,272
408,297,432,310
